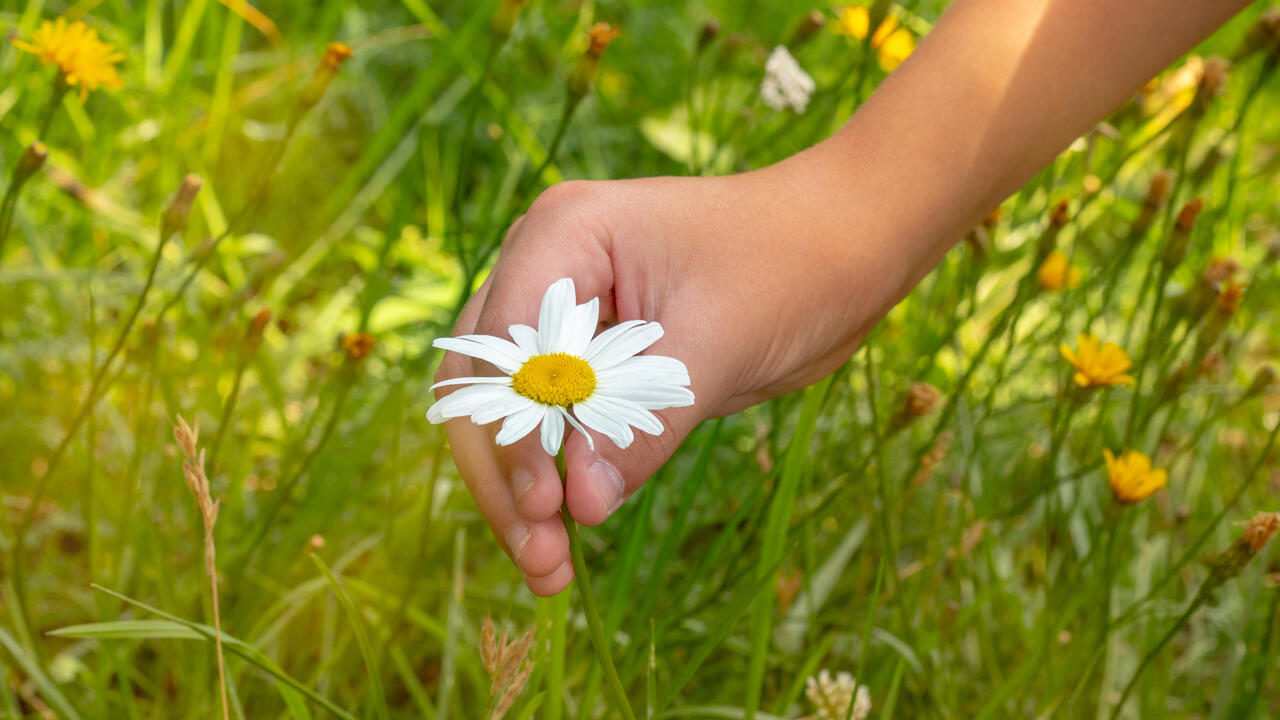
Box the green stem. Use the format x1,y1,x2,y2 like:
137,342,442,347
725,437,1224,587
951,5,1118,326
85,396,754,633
562,506,636,720
1109,587,1209,720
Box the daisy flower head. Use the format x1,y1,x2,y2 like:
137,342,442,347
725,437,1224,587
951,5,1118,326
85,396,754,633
1059,333,1134,388
428,278,694,456
13,17,125,102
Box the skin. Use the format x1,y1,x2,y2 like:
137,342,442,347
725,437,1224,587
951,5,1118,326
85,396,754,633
435,0,1253,596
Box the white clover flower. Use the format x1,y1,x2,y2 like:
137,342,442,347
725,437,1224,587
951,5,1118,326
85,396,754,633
428,278,694,455
804,670,871,720
761,45,815,113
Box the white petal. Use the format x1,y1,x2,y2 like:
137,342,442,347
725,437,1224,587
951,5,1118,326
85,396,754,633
434,336,526,374
590,395,665,436
558,406,595,451
429,376,513,391
427,385,520,423
495,405,545,446
563,297,600,357
598,383,695,410
540,406,565,456
472,395,535,426
575,397,634,449
584,322,664,370
537,278,576,353
597,355,691,387
582,320,645,363
508,324,540,356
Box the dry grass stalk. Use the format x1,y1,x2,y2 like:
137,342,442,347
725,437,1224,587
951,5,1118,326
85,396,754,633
173,415,229,720
479,616,537,719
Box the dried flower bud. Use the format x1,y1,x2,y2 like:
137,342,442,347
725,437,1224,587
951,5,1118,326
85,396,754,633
246,308,271,350
340,331,377,361
697,19,720,50
1215,279,1245,316
293,42,354,125
891,383,943,432
788,10,826,47
161,174,203,238
1238,9,1280,60
1201,257,1240,287
982,207,1001,229
308,534,326,552
1207,511,1280,586
568,23,621,103
586,22,621,59
965,226,991,261
1144,170,1174,211
1193,56,1230,113
491,0,528,41
1245,365,1275,398
1050,199,1070,228
1162,197,1203,272
14,141,48,184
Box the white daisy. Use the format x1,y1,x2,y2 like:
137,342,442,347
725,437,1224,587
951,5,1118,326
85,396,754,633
427,278,694,455
761,45,815,113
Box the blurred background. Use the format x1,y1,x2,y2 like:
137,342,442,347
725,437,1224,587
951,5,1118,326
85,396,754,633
1,1,1279,718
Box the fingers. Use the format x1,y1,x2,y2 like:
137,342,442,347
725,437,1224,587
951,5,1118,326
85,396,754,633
435,279,572,589
562,401,703,526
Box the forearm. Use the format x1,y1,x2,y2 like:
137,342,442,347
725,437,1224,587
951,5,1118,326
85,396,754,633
754,0,1249,311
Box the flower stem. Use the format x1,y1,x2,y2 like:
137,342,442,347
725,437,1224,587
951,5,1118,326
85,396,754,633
1109,586,1208,720
561,504,637,720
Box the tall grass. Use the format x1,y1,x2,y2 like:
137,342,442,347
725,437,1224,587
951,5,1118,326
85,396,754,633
2,1,1280,718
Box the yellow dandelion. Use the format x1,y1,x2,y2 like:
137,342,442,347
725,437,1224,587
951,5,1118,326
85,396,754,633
1059,333,1134,388
1104,449,1167,504
12,17,124,102
1037,250,1082,291
832,6,915,71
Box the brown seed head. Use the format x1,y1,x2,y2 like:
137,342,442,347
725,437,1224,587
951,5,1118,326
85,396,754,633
15,141,48,183
1201,257,1240,287
1215,280,1245,316
1050,199,1070,228
698,19,720,49
1196,56,1230,105
162,173,204,238
1242,511,1280,553
1144,169,1174,210
904,383,943,418
1175,197,1204,232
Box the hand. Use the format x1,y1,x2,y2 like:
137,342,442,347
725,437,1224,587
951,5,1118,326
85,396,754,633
434,169,910,596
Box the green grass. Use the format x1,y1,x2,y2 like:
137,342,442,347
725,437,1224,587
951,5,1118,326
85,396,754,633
2,1,1280,718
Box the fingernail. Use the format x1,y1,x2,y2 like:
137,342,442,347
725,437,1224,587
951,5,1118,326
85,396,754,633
504,524,530,561
511,466,535,501
589,459,626,516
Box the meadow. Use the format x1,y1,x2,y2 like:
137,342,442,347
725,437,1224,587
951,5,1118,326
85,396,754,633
2,1,1280,718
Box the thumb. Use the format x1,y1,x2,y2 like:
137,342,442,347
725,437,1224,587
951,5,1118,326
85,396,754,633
561,317,712,526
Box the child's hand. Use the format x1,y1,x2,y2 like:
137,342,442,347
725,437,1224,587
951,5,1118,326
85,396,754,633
434,172,902,596
436,0,1248,596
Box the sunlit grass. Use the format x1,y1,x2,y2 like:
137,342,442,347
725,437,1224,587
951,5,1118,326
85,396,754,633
2,1,1279,719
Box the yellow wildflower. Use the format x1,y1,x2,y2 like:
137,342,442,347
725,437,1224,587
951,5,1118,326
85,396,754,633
832,6,915,71
1060,333,1134,388
12,17,124,102
1037,250,1081,291
1103,449,1167,504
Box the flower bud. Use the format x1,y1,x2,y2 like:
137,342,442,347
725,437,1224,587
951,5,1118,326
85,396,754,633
13,142,48,185
567,23,621,105
293,42,354,127
1035,200,1069,262
161,174,203,239
1161,197,1203,273
890,382,943,432
491,0,528,42
340,331,377,361
1207,511,1280,586
1244,365,1275,398
246,308,271,350
787,10,825,47
697,19,720,51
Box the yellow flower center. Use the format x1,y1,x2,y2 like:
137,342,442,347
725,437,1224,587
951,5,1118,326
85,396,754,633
511,353,596,407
